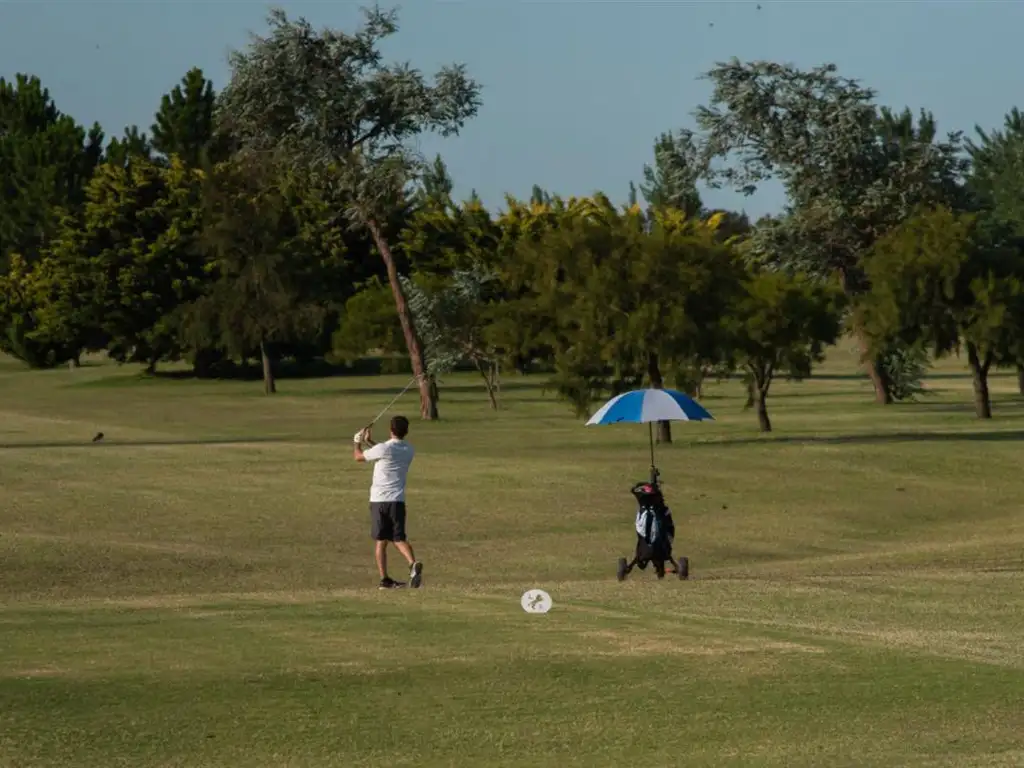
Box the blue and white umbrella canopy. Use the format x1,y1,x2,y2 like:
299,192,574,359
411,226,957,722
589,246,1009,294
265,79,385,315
586,388,714,426
586,388,714,478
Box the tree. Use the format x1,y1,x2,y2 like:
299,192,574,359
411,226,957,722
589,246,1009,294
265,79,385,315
0,252,89,367
0,74,103,270
36,157,207,371
151,67,220,167
731,271,845,432
397,191,503,404
332,278,404,369
104,126,153,168
694,59,967,404
967,108,1024,395
640,130,703,217
399,192,500,275
216,6,482,419
862,207,1024,419
182,153,338,393
402,267,503,408
504,196,744,436
416,154,455,209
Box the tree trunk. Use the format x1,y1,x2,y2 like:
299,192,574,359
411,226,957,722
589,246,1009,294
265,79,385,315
855,330,892,404
1017,363,1024,397
367,218,437,420
694,371,705,400
647,352,671,444
967,343,992,419
750,364,773,432
475,358,499,410
260,339,276,395
754,387,772,432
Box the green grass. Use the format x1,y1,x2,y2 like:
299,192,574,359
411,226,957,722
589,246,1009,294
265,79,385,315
2,345,1024,767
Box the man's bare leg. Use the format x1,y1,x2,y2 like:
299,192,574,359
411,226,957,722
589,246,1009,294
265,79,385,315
394,540,423,588
394,540,415,566
375,541,388,579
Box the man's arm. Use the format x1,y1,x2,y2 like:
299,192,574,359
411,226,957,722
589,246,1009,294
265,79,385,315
353,428,381,463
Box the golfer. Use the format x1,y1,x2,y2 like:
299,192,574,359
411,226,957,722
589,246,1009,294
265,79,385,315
353,415,423,589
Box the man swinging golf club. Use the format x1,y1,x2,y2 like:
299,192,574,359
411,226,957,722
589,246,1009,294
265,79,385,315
354,415,423,589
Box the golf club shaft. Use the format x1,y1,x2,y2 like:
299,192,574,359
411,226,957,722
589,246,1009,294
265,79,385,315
364,374,422,430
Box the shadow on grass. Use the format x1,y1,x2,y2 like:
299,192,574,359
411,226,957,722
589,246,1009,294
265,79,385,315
0,436,315,450
335,381,547,397
908,400,1024,414
812,371,1018,382
704,428,1024,449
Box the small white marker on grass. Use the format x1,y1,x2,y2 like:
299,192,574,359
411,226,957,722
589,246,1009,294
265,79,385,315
520,589,552,614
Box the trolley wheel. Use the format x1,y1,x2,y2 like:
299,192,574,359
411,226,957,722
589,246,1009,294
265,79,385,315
677,556,689,580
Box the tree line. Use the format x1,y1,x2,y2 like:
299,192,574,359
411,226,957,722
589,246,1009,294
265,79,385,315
3,7,1023,435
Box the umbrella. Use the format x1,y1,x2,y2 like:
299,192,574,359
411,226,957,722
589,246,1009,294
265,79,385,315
586,388,714,478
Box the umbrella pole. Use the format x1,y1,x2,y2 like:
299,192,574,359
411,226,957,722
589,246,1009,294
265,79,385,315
648,422,656,483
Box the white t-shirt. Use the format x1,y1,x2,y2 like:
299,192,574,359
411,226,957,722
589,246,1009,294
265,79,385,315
364,438,415,502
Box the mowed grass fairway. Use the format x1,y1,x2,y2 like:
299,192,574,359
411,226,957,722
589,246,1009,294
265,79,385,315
2,346,1024,767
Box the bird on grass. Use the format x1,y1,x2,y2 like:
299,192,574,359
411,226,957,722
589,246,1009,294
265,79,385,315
92,432,104,443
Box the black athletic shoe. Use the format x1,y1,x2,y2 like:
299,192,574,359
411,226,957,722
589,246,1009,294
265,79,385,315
378,577,405,589
409,561,423,588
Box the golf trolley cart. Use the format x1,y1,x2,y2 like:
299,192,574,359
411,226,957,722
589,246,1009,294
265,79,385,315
616,466,689,581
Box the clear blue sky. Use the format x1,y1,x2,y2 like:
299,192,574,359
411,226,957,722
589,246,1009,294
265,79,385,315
3,0,1023,218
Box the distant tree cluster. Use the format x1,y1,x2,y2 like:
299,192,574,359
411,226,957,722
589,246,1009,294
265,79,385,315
3,7,1024,431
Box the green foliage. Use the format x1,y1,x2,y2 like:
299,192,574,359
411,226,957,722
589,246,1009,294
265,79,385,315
36,157,208,369
878,340,931,402
640,130,703,217
399,195,501,275
0,73,103,269
695,60,966,286
0,253,82,367
401,266,503,405
503,197,746,417
216,5,482,226
180,154,341,379
331,279,403,365
104,125,153,168
731,270,845,431
862,206,1024,417
151,67,219,167
966,108,1024,229
399,274,467,377
416,154,455,209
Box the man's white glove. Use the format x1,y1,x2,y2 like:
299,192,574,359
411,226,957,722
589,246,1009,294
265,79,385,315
353,429,365,445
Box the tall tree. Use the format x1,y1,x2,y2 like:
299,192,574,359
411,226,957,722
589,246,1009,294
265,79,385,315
694,59,967,404
151,67,219,167
417,154,455,209
104,125,153,168
402,267,503,408
215,6,482,419
0,73,103,270
640,129,703,217
504,196,744,433
183,153,336,393
731,270,845,432
36,157,207,371
966,107,1024,395
861,207,1024,419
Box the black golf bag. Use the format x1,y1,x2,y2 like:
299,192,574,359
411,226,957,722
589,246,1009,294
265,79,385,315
617,476,689,581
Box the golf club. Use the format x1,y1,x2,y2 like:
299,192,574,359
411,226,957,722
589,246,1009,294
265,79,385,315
362,373,424,432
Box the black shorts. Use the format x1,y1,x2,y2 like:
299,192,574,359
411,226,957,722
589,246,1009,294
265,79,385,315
370,501,407,542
